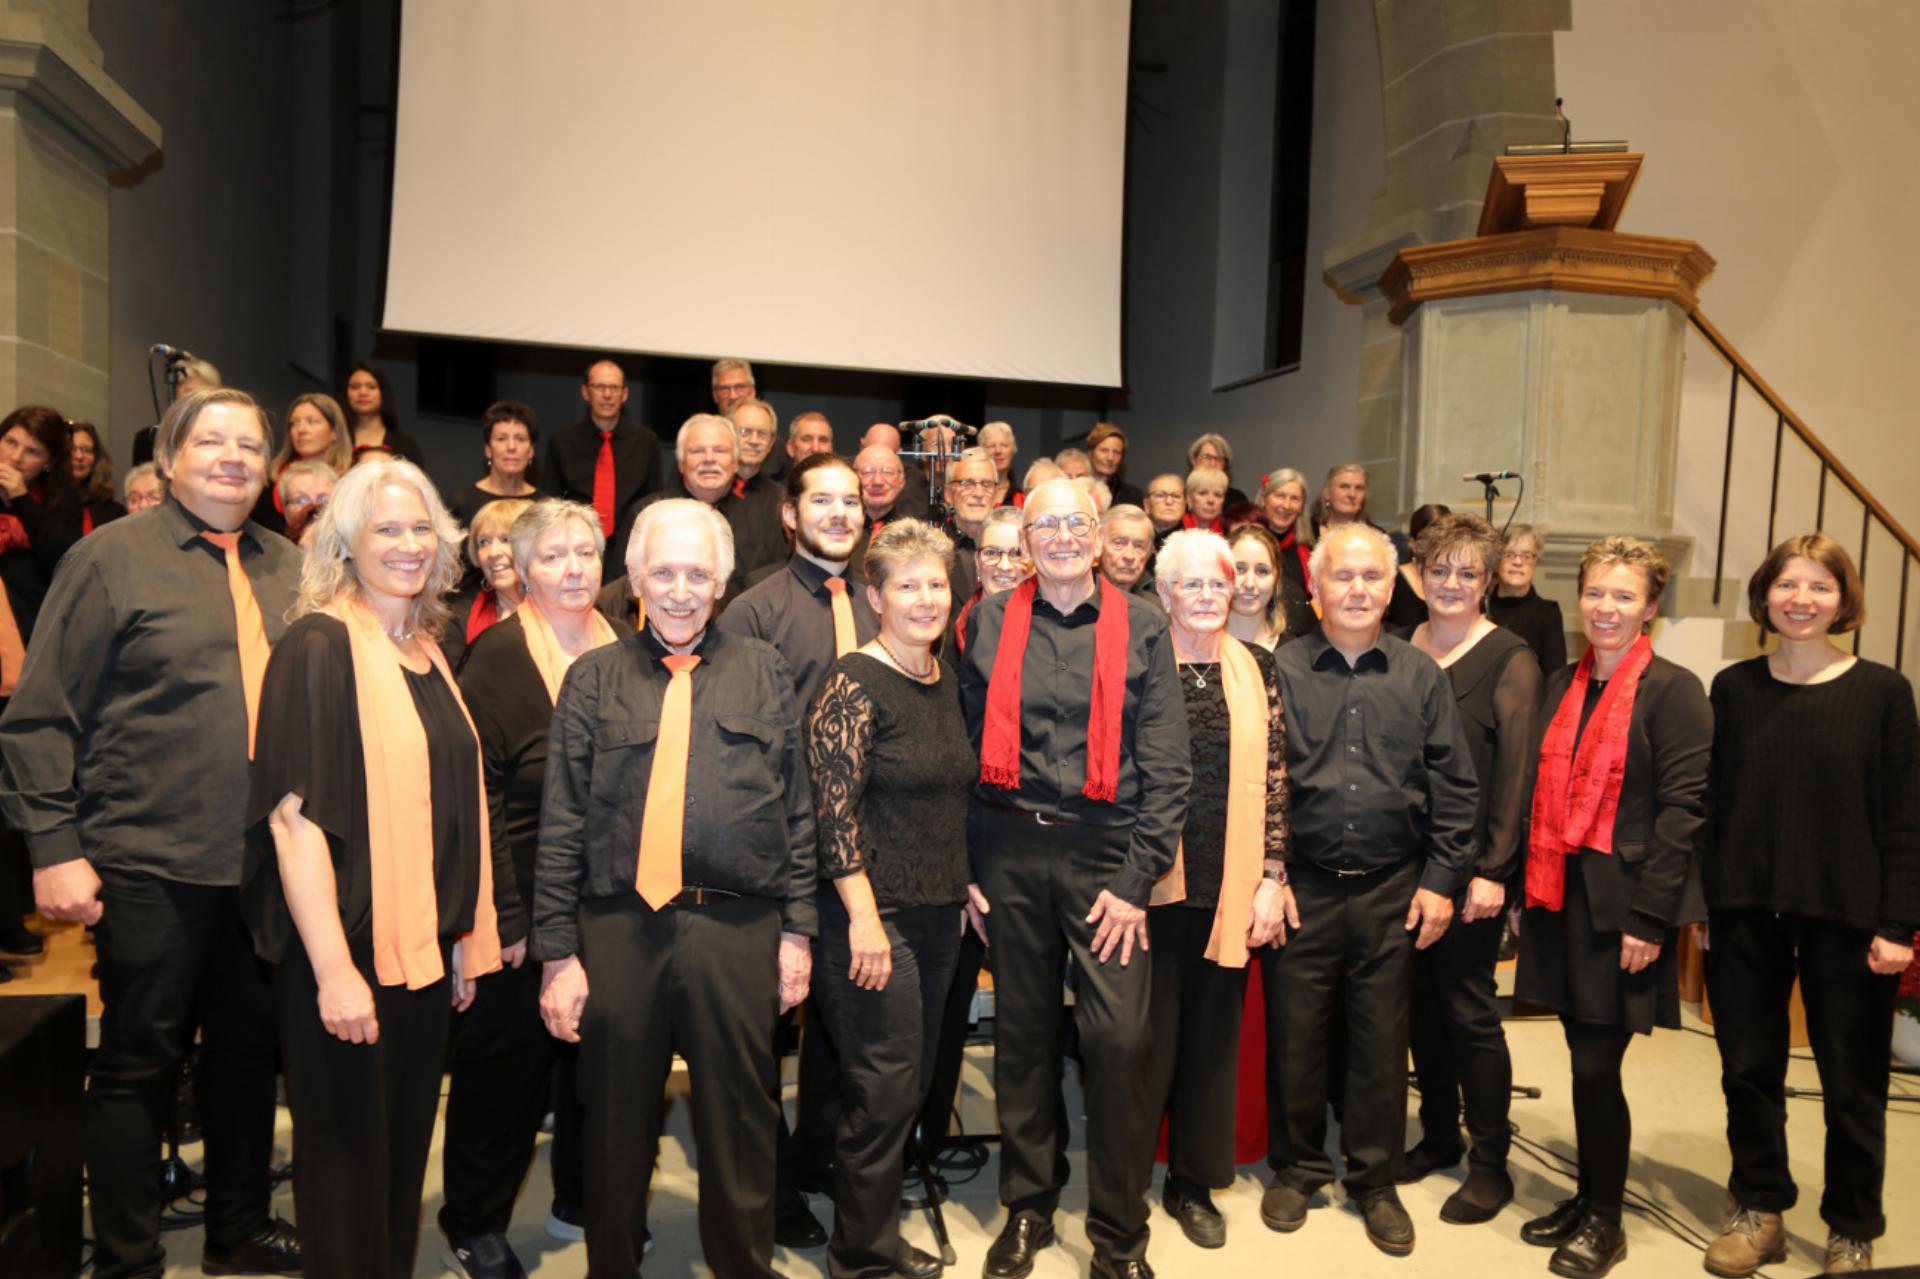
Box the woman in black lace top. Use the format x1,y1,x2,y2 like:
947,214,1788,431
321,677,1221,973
804,519,974,1279
1143,530,1291,1250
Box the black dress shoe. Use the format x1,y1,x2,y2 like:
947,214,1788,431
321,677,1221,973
1549,1216,1627,1279
775,1196,829,1249
1355,1187,1416,1256
1521,1195,1592,1247
203,1218,302,1275
1162,1177,1226,1249
1260,1179,1312,1233
0,924,44,955
1089,1256,1153,1279
1395,1139,1464,1184
895,1241,944,1278
983,1212,1054,1279
1440,1167,1516,1225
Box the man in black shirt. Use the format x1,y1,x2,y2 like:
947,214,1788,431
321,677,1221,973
1258,522,1478,1257
854,442,926,535
534,497,816,1279
786,411,835,465
0,389,304,1278
634,414,788,589
1099,504,1157,596
958,477,1191,1279
944,449,1001,604
546,358,663,558
727,398,791,555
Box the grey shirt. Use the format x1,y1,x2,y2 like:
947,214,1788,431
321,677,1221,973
0,498,303,883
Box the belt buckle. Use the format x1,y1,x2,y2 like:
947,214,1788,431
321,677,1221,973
1328,864,1368,878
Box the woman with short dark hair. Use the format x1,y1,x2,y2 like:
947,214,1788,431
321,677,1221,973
447,402,547,529
1488,523,1567,673
1698,533,1917,1278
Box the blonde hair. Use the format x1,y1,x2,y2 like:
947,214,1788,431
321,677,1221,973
1185,466,1229,496
1577,534,1670,605
863,518,955,589
466,497,536,570
710,357,754,388
292,457,465,639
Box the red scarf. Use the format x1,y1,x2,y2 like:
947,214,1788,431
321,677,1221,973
1182,512,1226,534
1526,634,1655,912
1275,526,1311,586
466,588,502,643
980,576,1131,802
952,587,984,656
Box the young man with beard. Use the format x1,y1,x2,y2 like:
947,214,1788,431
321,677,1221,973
717,452,879,1249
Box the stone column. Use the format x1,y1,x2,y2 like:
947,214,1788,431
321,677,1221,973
0,0,158,427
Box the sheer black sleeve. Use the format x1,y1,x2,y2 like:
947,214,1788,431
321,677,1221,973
805,667,877,880
1478,644,1543,881
1260,647,1291,860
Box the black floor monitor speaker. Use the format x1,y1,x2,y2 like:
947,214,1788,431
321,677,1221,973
0,994,85,1279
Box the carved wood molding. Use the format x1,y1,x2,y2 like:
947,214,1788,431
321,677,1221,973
1380,227,1717,326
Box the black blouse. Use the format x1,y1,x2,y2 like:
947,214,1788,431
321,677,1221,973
1488,587,1567,674
243,614,484,964
1438,626,1541,884
804,652,973,908
1168,643,1290,909
447,482,549,531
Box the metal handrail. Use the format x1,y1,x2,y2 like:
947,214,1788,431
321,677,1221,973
1690,308,1918,664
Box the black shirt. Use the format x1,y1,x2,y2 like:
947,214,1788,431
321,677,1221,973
1274,626,1479,895
806,653,973,907
1488,586,1568,674
1707,656,1920,938
0,489,83,641
633,481,789,585
447,482,550,531
718,554,879,713
1167,645,1291,909
531,625,817,960
242,614,484,961
958,585,1193,906
0,498,303,882
545,417,664,559
1436,626,1542,884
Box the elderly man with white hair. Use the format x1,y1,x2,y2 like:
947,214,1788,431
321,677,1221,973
533,497,817,1279
957,476,1191,1279
1258,521,1478,1259
630,413,787,589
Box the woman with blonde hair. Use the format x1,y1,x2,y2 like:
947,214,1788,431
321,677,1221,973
442,497,536,671
245,456,502,1279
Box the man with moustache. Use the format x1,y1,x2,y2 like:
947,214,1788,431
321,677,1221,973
0,389,304,1278
719,452,878,1247
943,449,1002,604
957,477,1192,1279
633,414,787,588
548,358,663,558
1099,504,1159,598
1258,522,1478,1257
535,498,816,1279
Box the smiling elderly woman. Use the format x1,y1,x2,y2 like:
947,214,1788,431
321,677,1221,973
245,456,502,1279
442,497,536,671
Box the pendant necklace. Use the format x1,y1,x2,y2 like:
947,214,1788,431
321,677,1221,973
878,636,936,682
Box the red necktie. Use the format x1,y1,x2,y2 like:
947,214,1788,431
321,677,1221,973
592,431,616,539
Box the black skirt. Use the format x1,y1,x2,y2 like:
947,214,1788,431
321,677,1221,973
1514,852,1681,1035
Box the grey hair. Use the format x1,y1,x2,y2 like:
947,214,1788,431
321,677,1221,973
626,497,735,588
276,458,337,508
122,461,164,502
1154,528,1234,589
676,412,740,462
1102,502,1152,535
465,497,537,569
1504,522,1542,553
1021,458,1062,493
1055,447,1091,470
710,357,754,386
982,505,1025,536
1307,521,1398,586
1186,433,1233,471
979,421,1017,451
292,456,465,639
1258,467,1308,503
863,518,956,590
510,499,606,581
1074,474,1111,514
154,387,271,475
727,397,779,432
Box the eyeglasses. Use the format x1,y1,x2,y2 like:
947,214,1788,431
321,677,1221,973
1501,550,1539,564
1146,490,1183,503
1174,579,1232,597
978,547,1023,565
951,478,996,493
734,427,773,443
1423,564,1485,585
1027,513,1096,539
285,492,330,511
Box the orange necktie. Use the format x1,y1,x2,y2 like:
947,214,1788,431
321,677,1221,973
824,576,857,657
202,532,271,758
635,653,701,909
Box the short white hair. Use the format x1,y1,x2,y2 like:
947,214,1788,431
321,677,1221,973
626,497,735,587
1102,503,1152,537
979,421,1016,450
676,412,739,462
1021,458,1062,494
1307,521,1398,587
1155,529,1234,589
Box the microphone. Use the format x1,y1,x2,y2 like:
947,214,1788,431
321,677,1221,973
1461,469,1519,484
150,343,195,363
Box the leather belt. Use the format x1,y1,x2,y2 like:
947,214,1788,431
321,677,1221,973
672,885,743,906
984,802,1085,829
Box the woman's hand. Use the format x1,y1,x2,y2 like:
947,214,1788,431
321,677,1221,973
451,942,477,1012
847,910,893,991
540,956,589,1042
1868,934,1914,975
963,883,991,945
0,461,25,500
1461,876,1506,923
1619,934,1662,974
1247,881,1300,948
316,966,379,1044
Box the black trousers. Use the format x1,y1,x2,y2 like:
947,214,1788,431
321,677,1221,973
550,1042,586,1210
813,897,962,1279
89,871,278,1279
975,807,1154,1262
775,997,842,1203
1562,1018,1633,1224
440,955,552,1238
918,928,987,1144
1144,904,1247,1189
1264,859,1419,1195
577,893,782,1279
1706,909,1900,1240
276,939,452,1279
1407,908,1513,1169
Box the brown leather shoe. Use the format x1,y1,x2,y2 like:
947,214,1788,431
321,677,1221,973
1703,1204,1785,1277
1824,1232,1873,1273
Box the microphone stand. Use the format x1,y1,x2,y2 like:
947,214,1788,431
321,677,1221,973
1479,477,1501,524
896,416,977,538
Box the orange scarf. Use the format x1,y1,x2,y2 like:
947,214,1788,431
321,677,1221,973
518,597,619,704
1150,635,1269,967
323,598,502,989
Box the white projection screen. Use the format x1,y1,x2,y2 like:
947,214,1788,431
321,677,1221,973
384,0,1131,387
